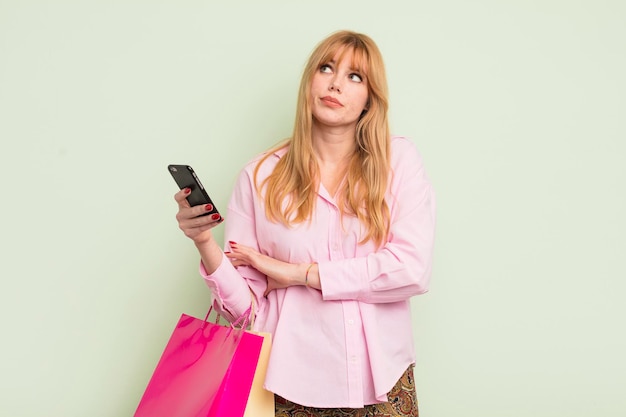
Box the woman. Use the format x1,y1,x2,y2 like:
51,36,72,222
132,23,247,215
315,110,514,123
175,30,436,416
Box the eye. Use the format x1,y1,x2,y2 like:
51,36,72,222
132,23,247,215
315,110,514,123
320,64,333,73
349,73,363,83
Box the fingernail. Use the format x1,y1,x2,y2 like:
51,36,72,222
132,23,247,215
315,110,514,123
205,204,213,211
184,188,191,194
211,213,220,220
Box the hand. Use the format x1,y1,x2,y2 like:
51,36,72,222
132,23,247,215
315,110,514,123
226,241,304,297
174,188,224,245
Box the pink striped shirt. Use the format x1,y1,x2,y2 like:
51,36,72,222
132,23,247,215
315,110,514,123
200,136,436,408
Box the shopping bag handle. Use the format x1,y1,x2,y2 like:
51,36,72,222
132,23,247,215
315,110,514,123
202,305,252,330
250,295,257,329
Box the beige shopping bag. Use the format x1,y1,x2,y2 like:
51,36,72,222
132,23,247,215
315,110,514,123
244,330,274,417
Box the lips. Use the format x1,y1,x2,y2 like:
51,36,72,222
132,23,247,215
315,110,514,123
320,96,343,107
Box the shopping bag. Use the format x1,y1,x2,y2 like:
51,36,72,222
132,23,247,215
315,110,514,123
207,329,265,417
134,308,264,417
209,299,275,416
243,330,274,417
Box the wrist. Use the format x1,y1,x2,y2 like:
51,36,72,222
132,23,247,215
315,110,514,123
192,230,216,247
194,238,223,275
304,262,316,287
194,236,218,252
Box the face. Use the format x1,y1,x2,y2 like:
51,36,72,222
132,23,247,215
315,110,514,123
309,49,370,131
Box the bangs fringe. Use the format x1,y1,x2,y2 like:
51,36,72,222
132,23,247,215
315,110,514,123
317,41,370,78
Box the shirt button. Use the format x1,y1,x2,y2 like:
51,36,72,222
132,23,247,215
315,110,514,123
347,319,354,325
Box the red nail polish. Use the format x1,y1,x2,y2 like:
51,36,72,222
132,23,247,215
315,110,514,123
205,204,213,211
211,213,220,220
229,240,237,245
184,188,191,194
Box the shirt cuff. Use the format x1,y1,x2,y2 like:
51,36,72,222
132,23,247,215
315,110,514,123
318,258,368,301
199,253,251,319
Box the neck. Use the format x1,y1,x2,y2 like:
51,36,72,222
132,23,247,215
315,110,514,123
311,124,357,165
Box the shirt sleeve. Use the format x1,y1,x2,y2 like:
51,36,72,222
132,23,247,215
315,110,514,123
319,138,436,303
199,254,251,322
199,165,267,323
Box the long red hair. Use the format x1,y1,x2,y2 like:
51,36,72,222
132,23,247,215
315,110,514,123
255,30,391,247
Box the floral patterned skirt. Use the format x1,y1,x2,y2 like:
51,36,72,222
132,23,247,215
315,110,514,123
274,365,419,417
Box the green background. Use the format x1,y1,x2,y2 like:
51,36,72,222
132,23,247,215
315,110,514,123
1,1,624,415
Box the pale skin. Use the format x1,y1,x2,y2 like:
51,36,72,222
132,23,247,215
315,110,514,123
174,50,369,297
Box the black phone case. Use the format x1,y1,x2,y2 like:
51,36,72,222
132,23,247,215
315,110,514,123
168,164,219,217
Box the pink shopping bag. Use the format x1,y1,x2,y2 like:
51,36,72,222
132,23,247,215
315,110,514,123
134,309,264,417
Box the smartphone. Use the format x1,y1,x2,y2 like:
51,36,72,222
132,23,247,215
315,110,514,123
168,164,220,218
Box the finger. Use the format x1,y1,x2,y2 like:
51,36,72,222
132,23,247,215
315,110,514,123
181,211,224,228
190,204,220,219
180,223,214,240
174,188,192,208
178,213,223,237
180,216,224,240
227,242,254,257
175,206,199,224
177,206,221,224
227,251,251,266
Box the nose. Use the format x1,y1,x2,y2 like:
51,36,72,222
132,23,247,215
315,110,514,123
329,77,342,93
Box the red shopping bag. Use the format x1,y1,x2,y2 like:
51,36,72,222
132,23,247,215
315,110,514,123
134,308,264,417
